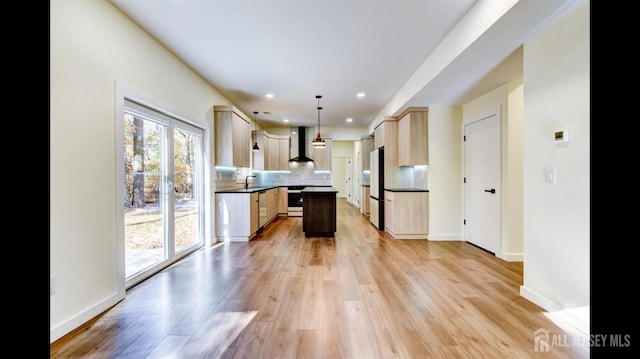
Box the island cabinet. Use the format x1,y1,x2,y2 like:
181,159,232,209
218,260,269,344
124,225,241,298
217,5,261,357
309,138,332,171
384,189,429,240
214,105,250,168
302,187,338,237
252,130,290,170
397,107,428,166
374,116,398,167
215,192,259,242
361,136,374,171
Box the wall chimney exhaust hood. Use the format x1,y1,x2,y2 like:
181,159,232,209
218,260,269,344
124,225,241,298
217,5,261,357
289,126,314,162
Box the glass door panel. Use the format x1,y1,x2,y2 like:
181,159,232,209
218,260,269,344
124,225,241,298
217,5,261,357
123,114,168,278
173,126,202,254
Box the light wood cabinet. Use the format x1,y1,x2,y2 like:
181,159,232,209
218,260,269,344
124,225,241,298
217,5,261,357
266,188,279,223
310,138,332,170
215,192,259,242
252,130,290,170
361,136,374,171
374,117,398,167
279,187,288,214
398,107,428,166
214,105,250,168
361,186,370,215
384,190,429,239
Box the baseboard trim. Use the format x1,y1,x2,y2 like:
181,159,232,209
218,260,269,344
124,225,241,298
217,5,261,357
520,285,589,335
50,291,122,343
496,251,523,262
426,234,462,241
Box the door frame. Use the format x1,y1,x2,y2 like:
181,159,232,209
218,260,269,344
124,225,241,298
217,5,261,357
115,81,210,298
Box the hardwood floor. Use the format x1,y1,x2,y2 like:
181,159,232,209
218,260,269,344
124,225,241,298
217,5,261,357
51,198,588,358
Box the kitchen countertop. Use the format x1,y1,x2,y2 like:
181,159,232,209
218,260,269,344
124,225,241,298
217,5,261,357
384,188,429,192
215,184,334,193
215,186,278,193
301,186,338,193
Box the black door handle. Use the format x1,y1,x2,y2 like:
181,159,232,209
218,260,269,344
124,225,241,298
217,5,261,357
484,188,496,194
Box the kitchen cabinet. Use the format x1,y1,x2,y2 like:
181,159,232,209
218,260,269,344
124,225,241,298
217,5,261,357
252,130,290,170
384,190,429,240
215,192,259,242
279,187,288,214
361,136,374,171
214,105,250,168
398,107,428,166
361,186,370,215
374,117,397,167
309,138,332,171
266,187,279,224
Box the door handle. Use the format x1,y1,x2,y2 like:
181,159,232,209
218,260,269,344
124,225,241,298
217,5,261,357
484,188,496,194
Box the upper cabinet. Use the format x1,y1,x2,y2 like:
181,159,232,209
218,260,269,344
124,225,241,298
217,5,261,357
310,138,332,171
252,130,290,170
361,136,374,171
374,116,398,167
397,107,428,166
214,105,250,168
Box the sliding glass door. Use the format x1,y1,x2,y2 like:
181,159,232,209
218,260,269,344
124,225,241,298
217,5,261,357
123,100,203,287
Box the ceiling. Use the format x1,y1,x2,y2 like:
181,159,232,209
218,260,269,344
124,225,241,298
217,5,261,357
109,0,579,130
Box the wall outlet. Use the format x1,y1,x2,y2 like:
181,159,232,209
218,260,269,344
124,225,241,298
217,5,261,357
50,276,55,295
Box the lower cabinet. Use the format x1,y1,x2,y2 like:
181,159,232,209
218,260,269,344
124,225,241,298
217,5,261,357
384,190,429,239
361,186,370,215
215,192,259,242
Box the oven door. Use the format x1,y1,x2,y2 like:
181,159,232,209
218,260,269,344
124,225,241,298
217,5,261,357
287,191,303,216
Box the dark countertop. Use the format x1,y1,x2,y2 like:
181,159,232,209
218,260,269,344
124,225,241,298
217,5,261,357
362,184,370,187
301,186,338,193
384,188,429,192
215,184,334,193
215,186,277,193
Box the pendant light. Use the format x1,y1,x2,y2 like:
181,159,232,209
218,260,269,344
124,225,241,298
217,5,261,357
252,111,260,151
312,95,326,148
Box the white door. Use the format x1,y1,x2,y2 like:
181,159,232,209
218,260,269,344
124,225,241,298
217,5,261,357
331,156,349,199
463,110,500,254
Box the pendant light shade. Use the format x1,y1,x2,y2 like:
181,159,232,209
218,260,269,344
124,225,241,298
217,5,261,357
252,111,260,151
312,95,326,148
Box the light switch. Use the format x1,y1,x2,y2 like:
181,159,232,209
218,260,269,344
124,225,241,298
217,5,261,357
545,167,556,184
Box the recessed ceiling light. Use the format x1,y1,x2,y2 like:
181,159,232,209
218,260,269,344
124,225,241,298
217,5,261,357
283,119,289,123
357,92,365,98
346,118,353,122
265,93,274,98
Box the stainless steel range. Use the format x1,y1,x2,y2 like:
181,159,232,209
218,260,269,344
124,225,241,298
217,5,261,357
287,186,306,217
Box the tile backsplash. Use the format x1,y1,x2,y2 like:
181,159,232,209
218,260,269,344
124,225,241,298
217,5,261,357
214,164,331,190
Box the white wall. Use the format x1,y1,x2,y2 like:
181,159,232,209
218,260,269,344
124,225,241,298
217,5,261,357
520,0,590,334
50,0,230,342
426,106,463,240
463,82,524,261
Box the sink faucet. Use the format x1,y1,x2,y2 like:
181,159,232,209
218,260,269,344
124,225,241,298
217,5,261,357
245,175,256,189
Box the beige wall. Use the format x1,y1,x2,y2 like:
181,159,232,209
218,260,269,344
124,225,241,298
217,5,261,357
426,106,463,240
520,0,590,333
50,0,230,342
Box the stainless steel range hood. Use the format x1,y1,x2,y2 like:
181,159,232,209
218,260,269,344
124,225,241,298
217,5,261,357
289,126,314,162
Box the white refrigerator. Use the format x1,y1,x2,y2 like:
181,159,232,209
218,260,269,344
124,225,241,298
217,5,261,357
369,147,384,230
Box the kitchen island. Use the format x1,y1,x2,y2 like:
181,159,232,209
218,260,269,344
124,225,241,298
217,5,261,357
301,186,338,237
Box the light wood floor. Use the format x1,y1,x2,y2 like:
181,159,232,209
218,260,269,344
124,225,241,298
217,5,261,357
51,198,588,358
